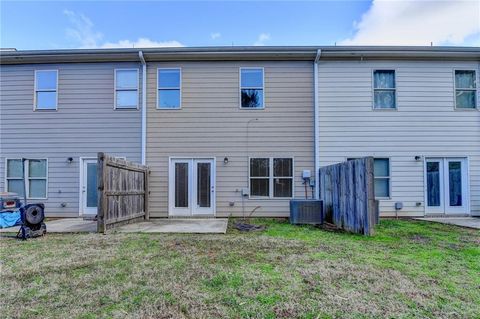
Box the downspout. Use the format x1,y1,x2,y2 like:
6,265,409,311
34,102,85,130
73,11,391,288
314,49,321,199
139,51,147,165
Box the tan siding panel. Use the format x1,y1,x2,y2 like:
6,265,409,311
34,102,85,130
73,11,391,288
146,61,314,217
318,60,480,217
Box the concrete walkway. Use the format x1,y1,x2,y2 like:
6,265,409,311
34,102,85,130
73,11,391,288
415,217,480,230
0,218,97,233
0,218,228,234
117,218,228,234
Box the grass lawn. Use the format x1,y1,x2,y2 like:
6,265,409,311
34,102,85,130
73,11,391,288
0,219,479,319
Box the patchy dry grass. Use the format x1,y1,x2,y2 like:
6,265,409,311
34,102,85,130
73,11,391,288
0,219,479,319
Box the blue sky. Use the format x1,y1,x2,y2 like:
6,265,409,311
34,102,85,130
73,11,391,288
1,1,479,50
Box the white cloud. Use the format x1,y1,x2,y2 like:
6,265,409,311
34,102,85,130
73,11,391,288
254,33,271,46
101,38,183,48
64,9,103,48
210,32,221,40
64,10,183,48
341,0,480,46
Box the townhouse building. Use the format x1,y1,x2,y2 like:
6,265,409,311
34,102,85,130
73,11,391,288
1,46,478,218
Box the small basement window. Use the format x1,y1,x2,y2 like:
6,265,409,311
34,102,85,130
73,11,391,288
35,70,58,110
455,70,477,109
240,68,264,108
115,69,139,109
6,159,48,199
158,68,181,109
373,70,396,109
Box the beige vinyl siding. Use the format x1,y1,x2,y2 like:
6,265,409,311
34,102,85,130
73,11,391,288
318,60,480,217
147,61,314,217
0,63,142,217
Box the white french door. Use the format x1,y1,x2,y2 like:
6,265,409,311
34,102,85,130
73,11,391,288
81,158,98,216
169,158,215,216
425,158,469,215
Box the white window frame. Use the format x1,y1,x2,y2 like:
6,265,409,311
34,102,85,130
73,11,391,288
5,158,48,200
453,69,479,110
34,70,58,111
239,67,265,109
346,157,391,199
114,68,139,110
248,157,294,199
157,67,182,109
372,69,397,110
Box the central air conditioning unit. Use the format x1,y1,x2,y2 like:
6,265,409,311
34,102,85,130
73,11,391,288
289,200,323,225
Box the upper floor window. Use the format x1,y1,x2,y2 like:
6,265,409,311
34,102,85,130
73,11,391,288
373,70,396,109
455,70,477,109
35,70,58,110
6,159,48,199
240,68,264,109
115,69,138,109
249,157,293,198
158,68,181,109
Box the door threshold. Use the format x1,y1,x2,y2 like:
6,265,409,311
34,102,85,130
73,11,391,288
169,215,216,219
82,214,97,221
425,214,470,218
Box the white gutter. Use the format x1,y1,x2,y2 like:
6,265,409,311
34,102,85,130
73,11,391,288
314,49,321,199
139,51,147,165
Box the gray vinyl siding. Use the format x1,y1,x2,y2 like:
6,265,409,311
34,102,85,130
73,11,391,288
317,60,480,216
147,61,314,217
0,63,142,217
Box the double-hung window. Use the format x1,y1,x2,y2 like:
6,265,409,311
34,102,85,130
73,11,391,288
455,70,477,109
249,158,293,198
35,70,58,110
347,158,390,198
158,68,181,109
6,159,48,199
240,68,264,108
115,69,139,109
373,70,396,109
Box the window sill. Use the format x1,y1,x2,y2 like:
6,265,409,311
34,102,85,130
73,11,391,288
114,107,139,110
454,107,479,111
240,107,265,110
248,197,293,200
372,108,397,111
34,108,57,112
156,107,182,110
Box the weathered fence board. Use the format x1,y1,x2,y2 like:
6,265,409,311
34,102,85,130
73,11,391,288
319,157,379,235
97,153,150,234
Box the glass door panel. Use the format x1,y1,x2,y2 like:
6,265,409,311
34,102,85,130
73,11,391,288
425,159,444,214
193,159,214,215
445,159,467,214
196,162,211,208
174,162,189,208
82,159,98,215
86,162,98,208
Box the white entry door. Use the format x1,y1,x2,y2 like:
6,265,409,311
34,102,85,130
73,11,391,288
425,158,468,215
169,158,215,216
81,159,98,216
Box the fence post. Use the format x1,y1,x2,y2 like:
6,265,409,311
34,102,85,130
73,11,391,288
144,169,150,221
97,152,106,234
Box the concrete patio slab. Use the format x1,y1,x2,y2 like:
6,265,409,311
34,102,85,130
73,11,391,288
415,217,480,230
0,218,97,234
116,218,229,234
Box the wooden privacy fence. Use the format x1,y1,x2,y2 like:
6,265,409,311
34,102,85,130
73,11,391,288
97,152,150,234
319,157,379,235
